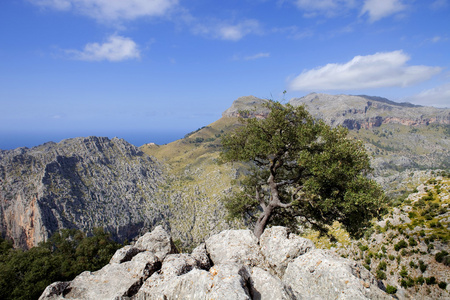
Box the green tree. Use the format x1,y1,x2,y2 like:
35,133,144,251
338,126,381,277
220,101,385,238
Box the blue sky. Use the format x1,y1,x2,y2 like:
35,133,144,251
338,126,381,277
1,0,449,149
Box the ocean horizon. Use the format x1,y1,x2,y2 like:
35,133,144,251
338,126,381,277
0,130,187,151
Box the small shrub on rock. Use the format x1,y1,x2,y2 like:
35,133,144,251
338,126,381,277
385,285,397,294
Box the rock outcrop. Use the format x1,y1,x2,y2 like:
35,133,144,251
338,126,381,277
0,136,166,248
40,226,391,300
290,93,450,129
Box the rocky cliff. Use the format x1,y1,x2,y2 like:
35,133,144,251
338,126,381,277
290,93,450,129
40,226,391,300
0,136,166,248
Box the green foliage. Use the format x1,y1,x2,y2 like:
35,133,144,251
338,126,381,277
0,228,121,300
394,240,408,251
220,100,385,238
378,260,387,271
426,276,437,285
419,260,427,273
408,237,417,247
439,281,447,289
376,270,387,280
435,250,449,265
385,285,397,294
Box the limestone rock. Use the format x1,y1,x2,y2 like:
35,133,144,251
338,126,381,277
260,226,315,277
283,249,390,299
0,136,166,249
205,229,262,267
41,226,390,300
134,225,176,261
249,267,295,300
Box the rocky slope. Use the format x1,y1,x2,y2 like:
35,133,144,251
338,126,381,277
0,136,166,248
330,174,450,299
40,226,391,300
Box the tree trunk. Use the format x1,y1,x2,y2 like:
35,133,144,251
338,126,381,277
253,205,273,239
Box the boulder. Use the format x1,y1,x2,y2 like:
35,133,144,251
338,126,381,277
134,225,176,260
135,263,251,300
259,226,315,276
205,229,262,267
41,226,391,300
248,267,295,300
283,249,390,299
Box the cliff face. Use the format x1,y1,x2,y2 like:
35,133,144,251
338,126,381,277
290,93,450,129
0,136,166,249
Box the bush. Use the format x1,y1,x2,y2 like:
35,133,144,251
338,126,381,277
435,251,449,263
388,254,395,261
419,260,427,273
376,270,386,280
385,285,397,294
394,240,408,251
378,260,387,271
439,281,447,289
408,237,417,247
426,277,437,285
416,276,425,285
399,266,408,278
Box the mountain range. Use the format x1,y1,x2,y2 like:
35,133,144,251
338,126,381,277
1,93,449,249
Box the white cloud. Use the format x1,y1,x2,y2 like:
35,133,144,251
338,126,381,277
244,52,270,60
293,0,356,17
408,83,450,108
360,0,406,22
30,0,178,21
66,35,140,61
288,50,442,91
431,0,448,10
193,19,261,41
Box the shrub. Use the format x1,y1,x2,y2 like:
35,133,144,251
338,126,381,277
435,251,449,263
378,260,387,271
385,285,397,294
399,266,408,278
419,260,427,273
426,277,437,285
409,261,418,269
394,240,408,251
376,270,387,280
359,244,369,252
388,254,395,261
439,281,447,289
408,237,418,247
416,276,425,285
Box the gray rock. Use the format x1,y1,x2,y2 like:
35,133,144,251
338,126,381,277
205,229,262,267
191,242,211,270
135,263,251,300
283,249,390,300
109,245,143,264
134,225,175,261
249,267,295,300
260,226,315,277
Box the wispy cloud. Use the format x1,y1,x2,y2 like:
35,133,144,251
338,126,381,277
30,0,179,21
360,0,406,22
407,82,450,108
244,52,270,60
430,0,448,10
292,0,357,17
288,50,441,91
193,19,261,41
65,35,140,61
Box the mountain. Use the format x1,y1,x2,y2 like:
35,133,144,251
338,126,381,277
0,136,167,248
2,94,449,250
